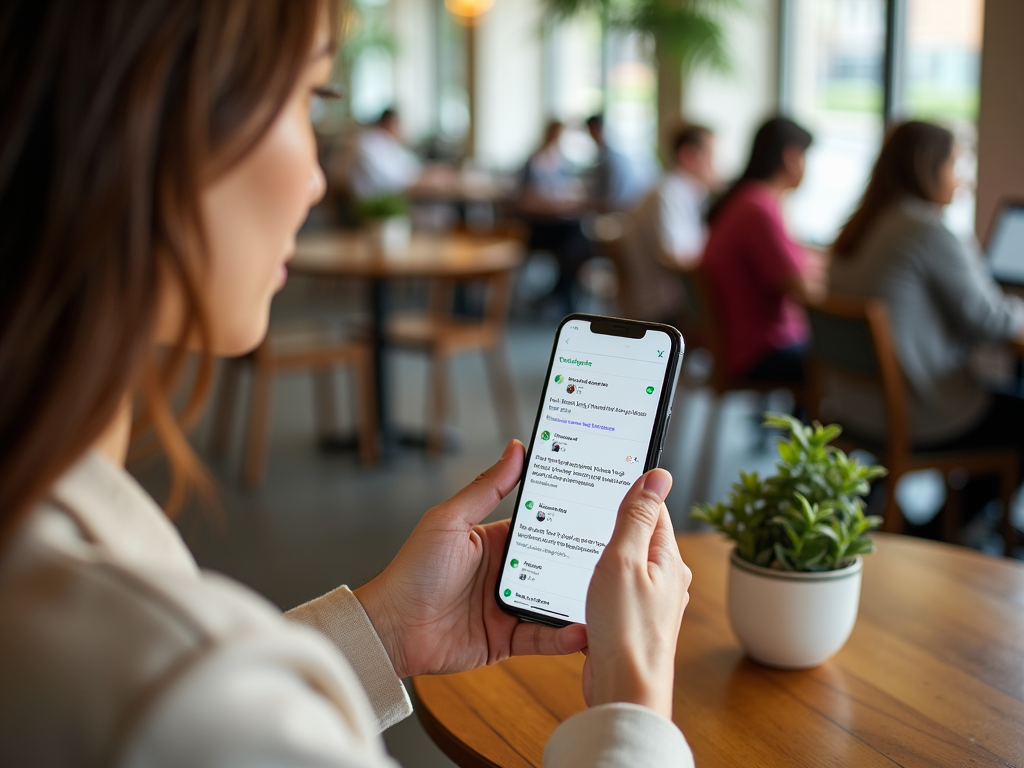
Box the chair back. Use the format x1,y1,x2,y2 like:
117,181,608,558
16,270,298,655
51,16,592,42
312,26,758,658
805,296,910,457
676,265,733,392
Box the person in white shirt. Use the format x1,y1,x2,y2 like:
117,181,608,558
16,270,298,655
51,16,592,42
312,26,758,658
347,108,421,201
0,2,695,766
619,124,716,322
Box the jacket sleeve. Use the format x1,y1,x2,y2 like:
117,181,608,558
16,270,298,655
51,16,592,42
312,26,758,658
120,625,402,768
919,222,1024,341
544,703,694,768
286,585,413,732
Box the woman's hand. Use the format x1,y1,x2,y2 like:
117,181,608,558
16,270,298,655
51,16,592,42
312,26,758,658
354,440,587,679
581,469,690,720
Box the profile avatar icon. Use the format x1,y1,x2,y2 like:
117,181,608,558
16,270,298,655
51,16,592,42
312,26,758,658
554,375,564,384
519,572,528,580
503,588,512,597
524,500,534,510
566,384,576,394
536,510,546,522
551,442,563,452
510,558,519,568
541,430,551,441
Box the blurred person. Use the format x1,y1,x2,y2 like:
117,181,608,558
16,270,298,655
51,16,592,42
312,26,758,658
586,114,653,211
347,107,421,201
519,121,593,314
0,2,694,766
618,124,716,322
702,117,826,383
830,121,1024,455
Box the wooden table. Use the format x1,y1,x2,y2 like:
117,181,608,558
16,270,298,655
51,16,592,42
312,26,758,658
291,231,523,455
413,532,1024,767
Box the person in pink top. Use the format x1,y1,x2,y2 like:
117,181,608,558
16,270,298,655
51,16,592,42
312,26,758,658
702,117,828,382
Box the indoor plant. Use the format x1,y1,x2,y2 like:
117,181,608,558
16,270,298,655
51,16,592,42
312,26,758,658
690,413,886,668
357,194,411,259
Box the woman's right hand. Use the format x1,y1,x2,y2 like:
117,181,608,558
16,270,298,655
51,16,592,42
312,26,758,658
582,469,690,720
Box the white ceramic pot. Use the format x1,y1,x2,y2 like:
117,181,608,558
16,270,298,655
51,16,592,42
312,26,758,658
727,549,862,669
368,216,411,259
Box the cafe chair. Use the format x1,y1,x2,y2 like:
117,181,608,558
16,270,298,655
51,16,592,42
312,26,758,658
209,322,377,487
677,265,805,506
386,231,524,455
806,296,1018,555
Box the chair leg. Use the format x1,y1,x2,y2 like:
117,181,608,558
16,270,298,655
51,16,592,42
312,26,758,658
880,467,907,534
689,393,724,507
997,462,1019,557
428,348,450,457
242,362,275,488
354,350,379,466
312,369,338,442
485,346,520,440
209,358,243,458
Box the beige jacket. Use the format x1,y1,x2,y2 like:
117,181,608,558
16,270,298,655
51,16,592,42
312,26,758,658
0,452,693,767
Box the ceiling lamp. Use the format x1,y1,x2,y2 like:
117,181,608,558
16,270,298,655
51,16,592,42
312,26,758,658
445,0,495,22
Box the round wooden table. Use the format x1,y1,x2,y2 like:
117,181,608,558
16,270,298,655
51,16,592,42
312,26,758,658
290,231,524,456
412,532,1024,767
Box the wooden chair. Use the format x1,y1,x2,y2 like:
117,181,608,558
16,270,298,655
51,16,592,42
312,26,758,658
806,296,1018,555
210,322,377,487
676,265,805,506
386,232,524,454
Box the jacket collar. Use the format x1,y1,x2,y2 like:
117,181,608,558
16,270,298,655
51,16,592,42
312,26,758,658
48,451,199,574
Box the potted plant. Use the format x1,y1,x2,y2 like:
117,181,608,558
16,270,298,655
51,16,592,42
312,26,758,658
690,413,887,669
357,194,411,259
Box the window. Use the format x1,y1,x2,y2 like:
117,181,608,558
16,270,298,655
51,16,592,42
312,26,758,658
781,0,985,245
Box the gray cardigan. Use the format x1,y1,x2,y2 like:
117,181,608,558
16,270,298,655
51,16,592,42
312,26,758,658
829,198,1024,444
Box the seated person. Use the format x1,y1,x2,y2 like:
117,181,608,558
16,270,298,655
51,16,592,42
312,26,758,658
702,117,826,383
619,124,716,323
518,121,592,313
0,3,693,765
586,114,654,212
829,120,1024,453
346,108,421,201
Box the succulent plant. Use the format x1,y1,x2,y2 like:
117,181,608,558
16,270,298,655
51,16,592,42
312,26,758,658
690,413,886,572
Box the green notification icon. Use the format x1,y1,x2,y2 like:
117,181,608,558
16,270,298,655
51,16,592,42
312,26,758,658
525,500,534,510
554,374,564,383
541,430,551,440
504,589,512,597
510,558,519,568
646,386,655,395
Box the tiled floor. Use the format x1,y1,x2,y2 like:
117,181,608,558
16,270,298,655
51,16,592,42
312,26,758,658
130,278,1022,766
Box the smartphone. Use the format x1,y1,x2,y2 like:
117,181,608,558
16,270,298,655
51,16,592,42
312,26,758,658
495,314,684,627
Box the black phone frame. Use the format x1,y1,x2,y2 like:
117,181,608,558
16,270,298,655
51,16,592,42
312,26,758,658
494,313,684,627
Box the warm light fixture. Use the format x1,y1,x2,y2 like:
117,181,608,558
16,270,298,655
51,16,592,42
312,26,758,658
444,0,495,21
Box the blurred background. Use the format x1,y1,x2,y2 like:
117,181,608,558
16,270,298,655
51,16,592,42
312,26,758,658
130,1,1024,765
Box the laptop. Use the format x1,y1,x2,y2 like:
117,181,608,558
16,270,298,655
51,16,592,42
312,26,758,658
986,200,1024,287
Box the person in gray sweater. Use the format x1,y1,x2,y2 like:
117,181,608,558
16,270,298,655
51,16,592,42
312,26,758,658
830,121,1024,456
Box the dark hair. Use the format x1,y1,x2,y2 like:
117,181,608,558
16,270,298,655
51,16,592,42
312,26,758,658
0,0,338,547
708,117,813,223
673,124,713,155
832,121,954,257
543,120,565,146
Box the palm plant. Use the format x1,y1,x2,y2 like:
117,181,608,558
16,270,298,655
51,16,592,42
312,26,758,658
542,0,742,77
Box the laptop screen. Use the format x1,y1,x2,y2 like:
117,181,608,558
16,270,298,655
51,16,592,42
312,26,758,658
988,203,1024,285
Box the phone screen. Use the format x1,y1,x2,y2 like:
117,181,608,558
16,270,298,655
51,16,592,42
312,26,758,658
496,316,682,625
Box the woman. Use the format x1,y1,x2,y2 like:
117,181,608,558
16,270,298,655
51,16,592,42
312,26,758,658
702,117,827,383
0,2,692,766
830,121,1024,454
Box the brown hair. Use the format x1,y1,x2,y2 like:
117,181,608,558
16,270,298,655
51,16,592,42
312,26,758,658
0,1,338,546
832,121,954,257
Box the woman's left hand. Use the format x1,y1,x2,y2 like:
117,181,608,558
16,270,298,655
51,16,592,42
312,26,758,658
354,440,587,678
